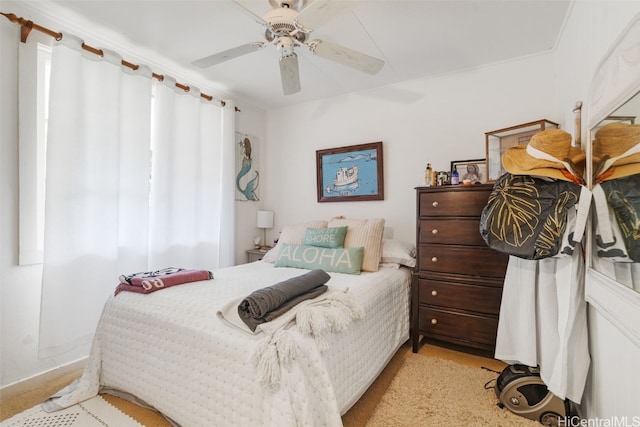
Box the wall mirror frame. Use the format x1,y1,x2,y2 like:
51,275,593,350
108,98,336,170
585,12,640,347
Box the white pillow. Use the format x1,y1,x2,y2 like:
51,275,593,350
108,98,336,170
327,217,385,272
262,220,328,263
380,239,416,268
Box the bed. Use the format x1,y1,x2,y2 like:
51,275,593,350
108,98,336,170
43,218,415,427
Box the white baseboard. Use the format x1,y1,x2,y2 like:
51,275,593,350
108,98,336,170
0,357,87,399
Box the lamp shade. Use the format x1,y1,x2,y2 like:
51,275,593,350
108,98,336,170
256,210,274,229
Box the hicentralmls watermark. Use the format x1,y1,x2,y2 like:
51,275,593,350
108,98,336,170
558,416,640,427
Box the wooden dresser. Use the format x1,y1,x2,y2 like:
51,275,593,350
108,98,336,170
412,184,509,353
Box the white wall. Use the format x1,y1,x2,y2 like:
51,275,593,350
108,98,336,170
553,1,640,139
263,54,558,243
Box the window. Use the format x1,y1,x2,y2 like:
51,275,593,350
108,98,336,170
19,36,51,265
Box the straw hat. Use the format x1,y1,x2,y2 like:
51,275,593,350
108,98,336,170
502,129,585,183
592,122,640,182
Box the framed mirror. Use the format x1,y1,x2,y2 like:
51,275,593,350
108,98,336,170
586,13,640,344
589,92,640,291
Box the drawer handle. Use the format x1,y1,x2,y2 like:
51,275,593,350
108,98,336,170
431,256,438,263
431,229,438,235
432,201,439,207
431,290,438,296
431,318,438,325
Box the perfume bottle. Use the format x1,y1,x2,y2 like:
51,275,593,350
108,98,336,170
451,166,459,185
424,163,432,186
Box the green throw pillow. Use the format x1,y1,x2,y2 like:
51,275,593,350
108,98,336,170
274,244,364,274
303,226,348,248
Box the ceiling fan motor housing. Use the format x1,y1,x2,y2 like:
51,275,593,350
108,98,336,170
263,7,307,43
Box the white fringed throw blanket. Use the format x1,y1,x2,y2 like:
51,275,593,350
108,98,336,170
217,286,364,388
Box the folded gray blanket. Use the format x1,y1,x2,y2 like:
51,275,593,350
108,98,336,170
238,269,331,331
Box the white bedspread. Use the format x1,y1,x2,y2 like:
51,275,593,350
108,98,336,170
43,261,411,427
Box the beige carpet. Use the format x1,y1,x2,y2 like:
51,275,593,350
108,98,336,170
1,342,538,426
366,353,540,427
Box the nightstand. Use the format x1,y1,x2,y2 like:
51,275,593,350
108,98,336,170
246,248,271,263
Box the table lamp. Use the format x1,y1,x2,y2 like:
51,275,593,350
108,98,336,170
256,210,274,251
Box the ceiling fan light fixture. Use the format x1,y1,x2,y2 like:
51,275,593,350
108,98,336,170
276,36,295,57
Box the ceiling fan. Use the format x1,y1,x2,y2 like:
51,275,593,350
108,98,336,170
192,0,385,95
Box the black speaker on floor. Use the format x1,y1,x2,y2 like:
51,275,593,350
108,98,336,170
495,364,572,426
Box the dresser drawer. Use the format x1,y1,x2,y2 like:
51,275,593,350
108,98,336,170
418,278,502,315
418,190,490,217
418,245,508,277
418,218,486,246
418,307,498,347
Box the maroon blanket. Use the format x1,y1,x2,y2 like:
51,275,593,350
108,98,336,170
115,269,213,295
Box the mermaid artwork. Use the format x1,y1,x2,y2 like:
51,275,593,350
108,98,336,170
236,137,260,201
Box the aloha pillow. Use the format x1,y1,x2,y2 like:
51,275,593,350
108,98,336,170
380,239,416,268
262,220,328,263
274,244,364,275
327,217,385,272
303,226,348,248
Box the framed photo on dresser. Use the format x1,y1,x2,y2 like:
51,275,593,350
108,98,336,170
450,159,487,184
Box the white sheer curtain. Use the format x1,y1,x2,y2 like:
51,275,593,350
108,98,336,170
39,33,235,358
148,79,235,270
39,34,153,357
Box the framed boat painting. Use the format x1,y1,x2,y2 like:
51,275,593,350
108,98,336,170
316,141,384,202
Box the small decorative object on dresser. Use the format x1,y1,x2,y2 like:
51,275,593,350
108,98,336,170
450,159,486,184
413,184,509,353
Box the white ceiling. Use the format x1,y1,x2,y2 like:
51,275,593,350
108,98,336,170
37,0,571,110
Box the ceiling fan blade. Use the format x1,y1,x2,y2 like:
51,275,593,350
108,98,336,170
231,0,270,28
279,53,301,95
192,42,265,68
294,0,364,32
306,39,384,75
